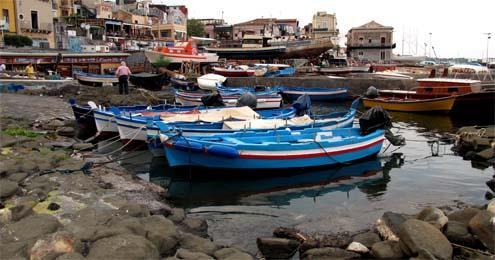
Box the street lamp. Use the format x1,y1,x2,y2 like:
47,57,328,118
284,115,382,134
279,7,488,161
484,33,492,66
428,32,432,57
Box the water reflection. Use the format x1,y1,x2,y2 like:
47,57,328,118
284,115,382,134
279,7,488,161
147,154,405,208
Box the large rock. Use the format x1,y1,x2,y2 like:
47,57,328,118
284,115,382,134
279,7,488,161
371,240,404,259
182,217,208,237
141,215,179,256
397,219,452,260
7,172,29,183
176,248,213,260
56,127,75,137
416,207,448,230
118,203,150,218
468,211,495,253
214,247,253,260
55,253,86,260
257,237,299,259
180,233,218,256
87,234,159,260
300,247,360,260
168,208,186,223
29,231,77,260
448,208,481,225
376,211,411,241
444,221,475,246
0,179,19,198
346,241,369,254
352,231,381,248
0,240,30,259
487,199,495,215
0,214,61,243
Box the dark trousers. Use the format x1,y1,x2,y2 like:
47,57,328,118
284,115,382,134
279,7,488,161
118,75,129,94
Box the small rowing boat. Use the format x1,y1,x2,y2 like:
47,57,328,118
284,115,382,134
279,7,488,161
175,87,282,109
161,127,385,170
362,95,456,113
212,66,255,77
280,87,349,101
115,106,296,146
74,72,118,86
129,72,168,91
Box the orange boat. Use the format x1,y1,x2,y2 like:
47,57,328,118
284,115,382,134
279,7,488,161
363,96,455,113
144,40,218,64
366,78,495,114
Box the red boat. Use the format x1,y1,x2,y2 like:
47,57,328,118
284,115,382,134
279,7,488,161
377,78,495,114
212,66,255,77
145,40,218,64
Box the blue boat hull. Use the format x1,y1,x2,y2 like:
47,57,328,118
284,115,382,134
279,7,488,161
163,129,384,170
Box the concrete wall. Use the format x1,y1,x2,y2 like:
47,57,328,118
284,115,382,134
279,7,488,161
225,76,417,96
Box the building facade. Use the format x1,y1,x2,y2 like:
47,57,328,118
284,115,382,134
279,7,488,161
1,0,17,33
232,18,299,40
312,11,338,39
15,0,55,48
346,21,395,62
149,4,187,42
198,18,225,39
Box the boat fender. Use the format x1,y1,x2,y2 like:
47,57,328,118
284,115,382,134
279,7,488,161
87,101,98,109
207,145,239,158
365,86,379,99
173,140,204,153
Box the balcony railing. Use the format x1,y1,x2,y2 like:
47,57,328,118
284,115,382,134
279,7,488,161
20,21,53,33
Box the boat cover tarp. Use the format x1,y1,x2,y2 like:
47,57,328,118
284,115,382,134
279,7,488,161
222,115,314,130
160,106,260,123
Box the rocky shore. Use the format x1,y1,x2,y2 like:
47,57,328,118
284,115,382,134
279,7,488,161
0,93,252,260
1,90,494,259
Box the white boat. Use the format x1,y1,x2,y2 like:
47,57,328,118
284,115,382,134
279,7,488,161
197,73,227,91
373,71,413,80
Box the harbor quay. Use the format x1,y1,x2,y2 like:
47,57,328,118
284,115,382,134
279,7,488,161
1,0,494,259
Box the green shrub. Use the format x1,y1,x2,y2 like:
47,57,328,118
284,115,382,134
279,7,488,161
4,34,33,47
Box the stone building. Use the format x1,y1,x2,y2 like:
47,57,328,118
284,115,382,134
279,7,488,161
312,11,338,38
232,18,299,40
346,21,395,62
14,0,55,48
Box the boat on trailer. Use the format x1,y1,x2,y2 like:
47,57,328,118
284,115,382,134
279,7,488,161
74,72,118,86
161,127,385,170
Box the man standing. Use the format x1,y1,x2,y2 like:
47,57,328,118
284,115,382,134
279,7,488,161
115,61,131,94
25,63,35,79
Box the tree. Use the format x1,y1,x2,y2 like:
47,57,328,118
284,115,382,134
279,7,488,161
187,19,205,37
4,34,33,47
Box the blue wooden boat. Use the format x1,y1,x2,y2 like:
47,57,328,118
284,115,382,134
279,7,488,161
170,77,198,91
161,127,385,169
264,67,296,77
74,71,118,86
280,87,349,101
114,106,297,145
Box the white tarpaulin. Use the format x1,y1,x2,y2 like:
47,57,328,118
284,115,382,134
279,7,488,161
160,106,260,123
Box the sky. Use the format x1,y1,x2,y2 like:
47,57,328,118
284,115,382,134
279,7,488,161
159,0,495,59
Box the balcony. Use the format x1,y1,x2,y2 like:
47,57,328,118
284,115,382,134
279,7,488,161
20,21,53,34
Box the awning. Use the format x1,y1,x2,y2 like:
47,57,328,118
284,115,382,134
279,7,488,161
105,20,122,26
174,29,186,33
123,23,151,28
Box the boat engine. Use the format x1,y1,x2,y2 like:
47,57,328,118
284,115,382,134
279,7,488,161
359,106,405,146
365,86,379,99
237,92,257,109
201,93,225,107
292,94,312,116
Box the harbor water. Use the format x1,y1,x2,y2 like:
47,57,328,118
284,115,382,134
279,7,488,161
108,102,494,253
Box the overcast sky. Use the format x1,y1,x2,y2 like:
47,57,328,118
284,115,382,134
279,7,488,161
159,0,494,59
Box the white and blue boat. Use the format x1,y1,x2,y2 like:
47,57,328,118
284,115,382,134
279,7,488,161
280,87,349,101
92,103,197,136
161,127,385,170
115,106,296,145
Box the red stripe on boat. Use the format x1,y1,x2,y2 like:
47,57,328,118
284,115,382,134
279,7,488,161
239,139,384,159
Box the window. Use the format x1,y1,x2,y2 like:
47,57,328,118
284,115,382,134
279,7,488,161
368,38,372,43
31,11,38,29
380,51,386,60
381,37,386,45
2,9,9,24
358,51,363,56
359,37,363,42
